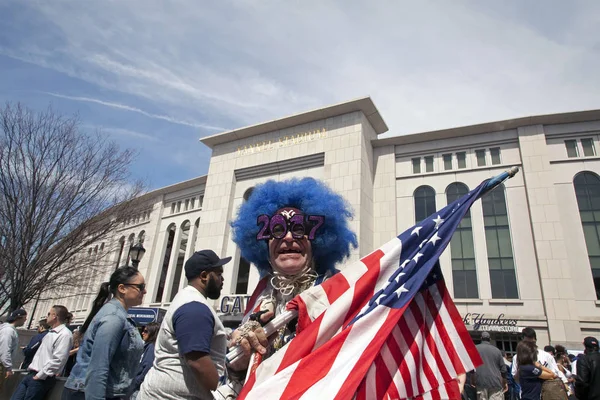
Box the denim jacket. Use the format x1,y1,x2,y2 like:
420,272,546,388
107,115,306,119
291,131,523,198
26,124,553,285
64,299,144,400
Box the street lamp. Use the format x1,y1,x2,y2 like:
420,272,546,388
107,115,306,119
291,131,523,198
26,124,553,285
128,242,146,268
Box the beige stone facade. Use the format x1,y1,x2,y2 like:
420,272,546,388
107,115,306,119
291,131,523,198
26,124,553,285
33,98,600,351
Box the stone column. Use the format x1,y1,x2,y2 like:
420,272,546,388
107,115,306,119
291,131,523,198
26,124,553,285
518,124,581,347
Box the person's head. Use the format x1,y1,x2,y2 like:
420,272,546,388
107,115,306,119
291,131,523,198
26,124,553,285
185,250,230,299
583,336,599,354
506,353,514,362
231,178,358,277
46,305,71,327
141,322,159,344
7,308,27,327
544,345,555,356
521,327,537,343
517,340,538,367
37,319,49,333
480,331,491,342
555,352,568,365
81,266,146,334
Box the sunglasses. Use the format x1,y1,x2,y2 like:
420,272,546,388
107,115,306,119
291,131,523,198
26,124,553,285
123,283,146,292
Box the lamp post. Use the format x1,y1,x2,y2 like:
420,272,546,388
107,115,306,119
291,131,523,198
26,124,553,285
128,242,146,269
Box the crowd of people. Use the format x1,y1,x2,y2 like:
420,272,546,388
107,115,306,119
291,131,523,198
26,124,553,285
0,177,598,399
462,327,599,400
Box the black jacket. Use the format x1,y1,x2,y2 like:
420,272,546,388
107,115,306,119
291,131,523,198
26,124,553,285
576,351,600,400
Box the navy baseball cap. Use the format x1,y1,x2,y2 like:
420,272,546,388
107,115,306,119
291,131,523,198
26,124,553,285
7,308,27,323
185,250,231,280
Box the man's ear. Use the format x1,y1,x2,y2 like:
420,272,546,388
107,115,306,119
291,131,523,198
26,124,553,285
199,270,211,281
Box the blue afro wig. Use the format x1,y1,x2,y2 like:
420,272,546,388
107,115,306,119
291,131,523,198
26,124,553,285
231,178,358,277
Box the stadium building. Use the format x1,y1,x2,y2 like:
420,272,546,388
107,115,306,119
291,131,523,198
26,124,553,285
32,97,600,352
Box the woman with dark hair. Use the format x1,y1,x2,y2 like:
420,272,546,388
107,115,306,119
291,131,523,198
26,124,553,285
516,340,558,400
62,266,146,400
129,322,159,400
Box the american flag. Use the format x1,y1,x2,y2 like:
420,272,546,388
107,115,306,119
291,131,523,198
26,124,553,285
238,180,490,400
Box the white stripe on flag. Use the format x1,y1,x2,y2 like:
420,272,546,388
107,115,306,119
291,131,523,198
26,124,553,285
298,306,392,399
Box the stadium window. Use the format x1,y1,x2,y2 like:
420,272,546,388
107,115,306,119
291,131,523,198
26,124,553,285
155,224,176,302
490,147,501,165
447,183,478,298
443,154,453,171
482,184,518,299
414,186,436,223
475,149,486,167
574,172,600,299
424,156,434,173
412,157,421,174
581,138,596,157
457,152,467,169
565,140,579,158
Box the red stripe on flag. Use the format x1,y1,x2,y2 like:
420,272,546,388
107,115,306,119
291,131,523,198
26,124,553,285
322,271,351,305
342,250,385,327
373,353,391,398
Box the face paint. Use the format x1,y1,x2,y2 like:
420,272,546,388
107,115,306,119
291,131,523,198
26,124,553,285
256,208,324,241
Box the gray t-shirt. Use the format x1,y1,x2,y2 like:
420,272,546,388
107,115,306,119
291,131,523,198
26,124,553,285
475,341,507,390
0,323,18,370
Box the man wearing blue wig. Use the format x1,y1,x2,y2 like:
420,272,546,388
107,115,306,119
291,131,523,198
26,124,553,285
220,177,357,396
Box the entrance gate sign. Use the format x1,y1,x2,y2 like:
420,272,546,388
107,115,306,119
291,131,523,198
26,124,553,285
463,313,520,333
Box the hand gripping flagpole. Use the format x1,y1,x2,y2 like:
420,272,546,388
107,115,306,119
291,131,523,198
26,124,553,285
225,166,520,365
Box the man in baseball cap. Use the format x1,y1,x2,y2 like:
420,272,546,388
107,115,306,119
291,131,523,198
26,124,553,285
575,336,600,399
0,308,27,390
140,250,231,400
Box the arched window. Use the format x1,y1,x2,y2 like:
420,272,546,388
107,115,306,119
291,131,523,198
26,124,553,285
446,183,478,298
138,230,145,244
243,187,254,201
191,218,200,253
414,186,436,223
155,224,176,302
115,236,125,269
170,221,191,301
574,172,600,299
482,184,518,299
235,187,255,294
126,233,135,266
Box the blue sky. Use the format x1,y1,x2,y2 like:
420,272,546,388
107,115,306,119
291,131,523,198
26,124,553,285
1,1,599,190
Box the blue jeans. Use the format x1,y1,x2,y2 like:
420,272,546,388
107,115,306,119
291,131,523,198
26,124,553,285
10,373,56,400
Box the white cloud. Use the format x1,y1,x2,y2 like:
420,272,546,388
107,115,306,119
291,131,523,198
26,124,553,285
83,125,159,142
44,92,224,131
1,0,599,136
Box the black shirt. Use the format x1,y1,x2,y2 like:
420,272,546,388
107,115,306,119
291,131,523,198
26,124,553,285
519,364,543,400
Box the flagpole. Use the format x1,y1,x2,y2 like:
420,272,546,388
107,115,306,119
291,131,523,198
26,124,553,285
481,166,519,195
225,166,520,365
